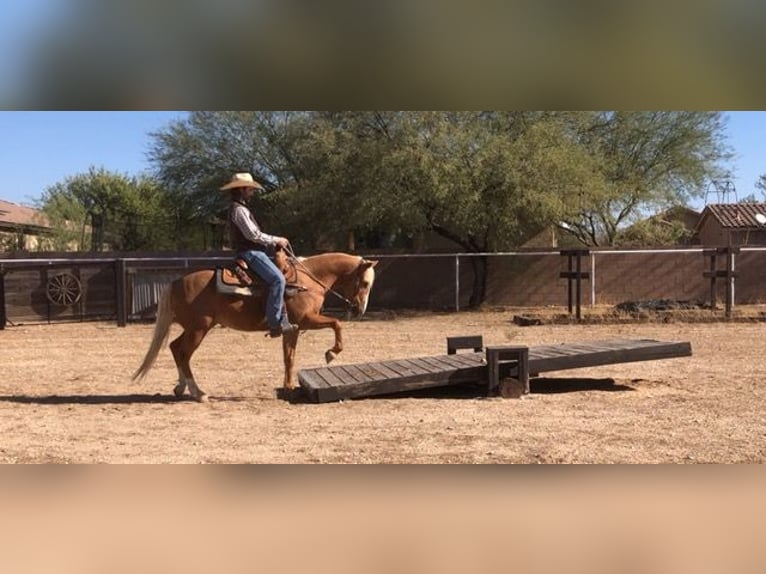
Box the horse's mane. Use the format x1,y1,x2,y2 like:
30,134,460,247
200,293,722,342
293,252,362,279
300,252,358,264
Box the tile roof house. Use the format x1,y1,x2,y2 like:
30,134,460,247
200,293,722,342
0,199,53,251
694,203,766,246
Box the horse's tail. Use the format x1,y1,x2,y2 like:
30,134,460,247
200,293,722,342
132,285,175,381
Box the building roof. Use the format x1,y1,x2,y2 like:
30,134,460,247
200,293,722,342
696,203,766,231
0,199,50,230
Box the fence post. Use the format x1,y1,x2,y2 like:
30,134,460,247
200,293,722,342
115,258,128,327
559,249,590,320
0,265,6,330
702,247,739,318
726,248,736,318
455,255,460,312
590,253,596,306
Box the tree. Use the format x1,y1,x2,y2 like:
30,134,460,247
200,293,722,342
147,111,732,305
755,174,766,201
558,111,732,246
36,186,89,251
149,111,600,305
279,111,598,305
38,167,174,251
148,111,313,249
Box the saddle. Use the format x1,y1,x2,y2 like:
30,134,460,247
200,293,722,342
216,257,306,298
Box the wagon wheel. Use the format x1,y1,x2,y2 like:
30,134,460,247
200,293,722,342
46,272,82,306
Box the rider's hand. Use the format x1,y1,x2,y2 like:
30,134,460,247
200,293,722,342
276,236,290,249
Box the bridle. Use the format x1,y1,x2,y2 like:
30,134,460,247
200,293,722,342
284,245,362,310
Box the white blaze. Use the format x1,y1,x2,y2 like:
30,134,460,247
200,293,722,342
359,267,375,315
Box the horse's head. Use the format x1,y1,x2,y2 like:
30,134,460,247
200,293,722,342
336,258,378,318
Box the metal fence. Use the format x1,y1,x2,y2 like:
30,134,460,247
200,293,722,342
2,247,766,328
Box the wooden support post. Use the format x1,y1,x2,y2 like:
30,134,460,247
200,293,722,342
705,250,717,310
447,335,484,354
702,247,739,318
725,248,736,318
486,345,530,398
559,250,590,320
115,258,128,327
0,265,6,331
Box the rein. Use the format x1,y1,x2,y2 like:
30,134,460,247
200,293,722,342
284,245,357,309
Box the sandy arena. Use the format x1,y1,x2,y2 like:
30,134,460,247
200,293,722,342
0,309,764,463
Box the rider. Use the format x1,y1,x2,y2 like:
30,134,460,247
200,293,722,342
221,172,298,338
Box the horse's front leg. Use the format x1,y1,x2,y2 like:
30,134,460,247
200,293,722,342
281,328,300,389
301,312,343,364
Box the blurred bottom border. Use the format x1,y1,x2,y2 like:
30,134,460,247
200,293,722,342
0,465,764,574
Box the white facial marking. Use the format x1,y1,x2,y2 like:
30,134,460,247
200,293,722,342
359,267,375,315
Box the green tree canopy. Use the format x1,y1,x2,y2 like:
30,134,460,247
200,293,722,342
559,111,731,246
38,167,174,251
147,110,733,305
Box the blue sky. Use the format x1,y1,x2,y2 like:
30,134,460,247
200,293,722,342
0,111,186,206
0,111,764,209
724,111,766,201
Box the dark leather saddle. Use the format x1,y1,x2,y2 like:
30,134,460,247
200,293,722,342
216,258,306,298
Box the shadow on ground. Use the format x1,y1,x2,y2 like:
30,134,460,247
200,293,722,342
0,393,188,405
1,377,636,406
0,394,252,405
278,377,635,404
531,377,634,394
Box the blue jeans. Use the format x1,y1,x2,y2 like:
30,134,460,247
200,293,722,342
240,250,286,330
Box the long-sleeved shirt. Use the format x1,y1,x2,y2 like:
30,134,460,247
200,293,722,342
228,201,279,253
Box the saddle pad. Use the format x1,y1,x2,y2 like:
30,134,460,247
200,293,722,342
220,267,249,287
215,267,307,298
215,268,254,297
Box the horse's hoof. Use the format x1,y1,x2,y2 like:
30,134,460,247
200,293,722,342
193,393,209,403
325,351,336,364
173,385,185,398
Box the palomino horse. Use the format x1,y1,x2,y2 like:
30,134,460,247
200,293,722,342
132,251,378,402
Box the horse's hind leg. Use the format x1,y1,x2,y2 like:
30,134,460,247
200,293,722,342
169,326,212,402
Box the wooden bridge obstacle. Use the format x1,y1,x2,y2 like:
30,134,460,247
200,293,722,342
297,336,692,403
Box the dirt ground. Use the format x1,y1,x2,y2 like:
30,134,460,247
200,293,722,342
0,308,764,463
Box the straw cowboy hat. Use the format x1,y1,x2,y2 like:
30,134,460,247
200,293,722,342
219,172,265,191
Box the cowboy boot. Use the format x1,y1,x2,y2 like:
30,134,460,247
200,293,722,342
269,311,298,338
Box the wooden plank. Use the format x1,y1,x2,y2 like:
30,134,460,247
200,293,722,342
354,361,390,382
417,356,486,383
297,370,336,403
419,356,463,372
315,376,456,402
429,355,466,371
405,357,446,374
312,367,349,388
336,364,372,384
444,353,485,368
378,360,414,378
386,360,433,379
298,370,331,389
447,335,483,354
436,354,480,369
297,338,692,403
553,342,617,355
528,347,577,359
528,340,692,373
299,357,484,403
364,361,403,380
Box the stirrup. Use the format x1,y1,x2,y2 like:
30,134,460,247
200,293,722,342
268,318,298,338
